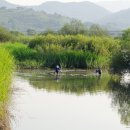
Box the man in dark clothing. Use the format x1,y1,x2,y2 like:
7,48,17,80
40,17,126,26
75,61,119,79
55,65,60,75
96,67,102,75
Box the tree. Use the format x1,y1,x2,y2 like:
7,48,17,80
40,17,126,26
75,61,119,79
111,28,130,73
89,24,108,36
0,26,14,42
39,29,57,35
10,31,24,36
27,29,36,36
122,28,130,41
59,20,87,35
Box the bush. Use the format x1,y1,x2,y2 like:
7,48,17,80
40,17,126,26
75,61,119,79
110,28,130,73
0,27,15,42
3,43,38,61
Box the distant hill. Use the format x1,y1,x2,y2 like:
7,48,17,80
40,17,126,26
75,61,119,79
0,7,71,32
33,1,111,22
0,0,17,8
1,0,130,33
98,8,130,31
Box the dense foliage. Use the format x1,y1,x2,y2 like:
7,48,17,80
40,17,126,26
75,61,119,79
2,34,119,69
2,43,41,69
59,20,87,35
0,27,15,42
111,28,130,73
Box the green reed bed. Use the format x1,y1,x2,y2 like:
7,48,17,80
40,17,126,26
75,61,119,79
2,43,40,69
0,47,14,128
3,43,109,69
2,34,120,69
28,34,120,69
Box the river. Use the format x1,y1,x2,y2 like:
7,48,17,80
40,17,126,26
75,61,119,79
11,70,130,130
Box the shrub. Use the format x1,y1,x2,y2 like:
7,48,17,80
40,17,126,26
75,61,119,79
0,27,15,42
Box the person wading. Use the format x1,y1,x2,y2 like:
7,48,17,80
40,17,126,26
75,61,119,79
54,65,60,75
96,67,102,75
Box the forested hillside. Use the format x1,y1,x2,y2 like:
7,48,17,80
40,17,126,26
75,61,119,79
0,7,71,32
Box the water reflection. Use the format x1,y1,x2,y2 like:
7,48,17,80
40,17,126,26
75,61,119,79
26,74,110,95
108,76,130,126
16,70,130,126
54,75,60,82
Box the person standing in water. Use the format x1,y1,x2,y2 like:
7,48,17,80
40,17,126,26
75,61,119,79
54,65,60,75
96,67,102,75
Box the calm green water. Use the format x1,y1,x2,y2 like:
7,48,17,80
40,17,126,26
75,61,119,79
11,70,130,130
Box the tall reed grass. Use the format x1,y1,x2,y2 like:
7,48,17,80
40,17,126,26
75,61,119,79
2,33,120,69
28,34,120,68
0,47,14,126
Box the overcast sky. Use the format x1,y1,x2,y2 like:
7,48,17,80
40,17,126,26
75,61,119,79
5,0,130,12
5,0,129,5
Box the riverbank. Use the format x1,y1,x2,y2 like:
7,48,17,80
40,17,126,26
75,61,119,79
0,48,14,130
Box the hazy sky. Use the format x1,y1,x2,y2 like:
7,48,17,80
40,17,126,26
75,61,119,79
5,0,127,5
5,0,130,12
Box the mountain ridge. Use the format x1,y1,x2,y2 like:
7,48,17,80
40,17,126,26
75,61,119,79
0,7,71,32
0,0,18,8
1,0,130,31
33,1,111,22
98,8,130,30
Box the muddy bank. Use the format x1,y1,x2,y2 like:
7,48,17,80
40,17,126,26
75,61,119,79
0,106,10,130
